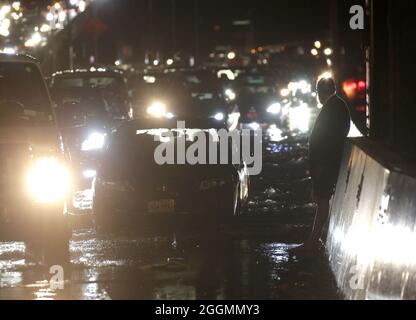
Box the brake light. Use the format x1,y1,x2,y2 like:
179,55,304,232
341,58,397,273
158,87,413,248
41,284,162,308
357,80,366,91
342,79,366,99
247,107,258,120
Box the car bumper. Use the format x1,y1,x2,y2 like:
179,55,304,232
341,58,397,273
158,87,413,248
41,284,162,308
94,181,234,225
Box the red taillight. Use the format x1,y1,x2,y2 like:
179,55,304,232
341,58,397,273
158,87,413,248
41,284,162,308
357,80,366,91
355,105,366,113
343,79,366,99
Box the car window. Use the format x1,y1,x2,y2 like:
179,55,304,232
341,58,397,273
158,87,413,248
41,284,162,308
0,62,53,126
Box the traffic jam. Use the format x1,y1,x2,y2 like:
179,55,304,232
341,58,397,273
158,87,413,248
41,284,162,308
0,0,368,301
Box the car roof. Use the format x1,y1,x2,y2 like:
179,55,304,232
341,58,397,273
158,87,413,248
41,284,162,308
0,53,37,64
52,67,123,78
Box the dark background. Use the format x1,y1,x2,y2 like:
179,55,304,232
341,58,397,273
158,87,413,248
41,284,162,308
91,0,330,63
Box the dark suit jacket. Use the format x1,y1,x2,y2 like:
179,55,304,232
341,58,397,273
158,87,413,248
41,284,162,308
309,94,351,185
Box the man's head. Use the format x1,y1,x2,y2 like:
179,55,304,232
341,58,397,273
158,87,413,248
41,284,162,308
317,77,336,105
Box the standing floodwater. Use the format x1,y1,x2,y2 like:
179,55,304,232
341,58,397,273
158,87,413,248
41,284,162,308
0,132,340,300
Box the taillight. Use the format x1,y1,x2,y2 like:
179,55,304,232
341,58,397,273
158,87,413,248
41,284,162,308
357,80,366,91
342,79,366,99
247,107,258,120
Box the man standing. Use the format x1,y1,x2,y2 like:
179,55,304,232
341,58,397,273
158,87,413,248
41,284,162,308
293,77,351,254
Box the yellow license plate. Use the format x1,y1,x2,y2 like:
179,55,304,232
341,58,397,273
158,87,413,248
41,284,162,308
147,199,175,213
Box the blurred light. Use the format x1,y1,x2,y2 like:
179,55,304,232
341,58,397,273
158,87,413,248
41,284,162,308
0,5,11,15
46,12,54,21
11,12,21,20
225,88,236,100
78,1,86,12
324,48,333,56
267,125,285,142
217,69,235,81
114,60,121,66
40,23,51,33
26,157,70,203
311,48,318,56
249,122,260,131
280,88,290,97
266,103,281,115
82,132,106,151
342,80,357,99
289,103,310,133
2,47,15,54
166,58,174,65
143,75,156,84
12,2,20,11
358,80,366,91
318,71,333,81
153,59,160,66
24,32,43,47
147,101,167,118
227,51,236,60
326,58,332,67
166,112,174,119
314,41,321,49
82,169,97,179
54,2,61,10
299,80,311,94
58,11,66,22
214,112,225,121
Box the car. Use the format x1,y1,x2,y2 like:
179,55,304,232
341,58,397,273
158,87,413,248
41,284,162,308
0,54,71,264
233,70,284,129
132,69,238,129
49,68,133,207
92,118,250,234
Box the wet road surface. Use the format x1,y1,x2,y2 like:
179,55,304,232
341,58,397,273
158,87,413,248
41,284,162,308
0,131,341,300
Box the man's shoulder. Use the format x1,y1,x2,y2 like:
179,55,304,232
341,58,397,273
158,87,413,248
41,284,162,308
327,94,350,113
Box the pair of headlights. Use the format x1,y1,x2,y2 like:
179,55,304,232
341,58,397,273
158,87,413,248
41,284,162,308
146,101,225,122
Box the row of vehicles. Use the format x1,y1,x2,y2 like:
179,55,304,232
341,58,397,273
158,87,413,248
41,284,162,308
0,54,253,264
0,53,323,264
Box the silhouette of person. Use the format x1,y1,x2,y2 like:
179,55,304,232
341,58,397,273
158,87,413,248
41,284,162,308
292,77,351,255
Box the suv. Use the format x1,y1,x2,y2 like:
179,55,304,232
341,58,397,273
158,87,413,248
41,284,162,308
0,54,71,264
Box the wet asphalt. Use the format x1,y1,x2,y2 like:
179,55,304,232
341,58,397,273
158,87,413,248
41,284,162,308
0,130,341,300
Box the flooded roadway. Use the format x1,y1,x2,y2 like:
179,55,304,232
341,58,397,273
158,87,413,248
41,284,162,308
0,129,341,300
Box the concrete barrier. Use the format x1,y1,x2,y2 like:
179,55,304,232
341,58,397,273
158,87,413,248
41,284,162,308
327,138,416,300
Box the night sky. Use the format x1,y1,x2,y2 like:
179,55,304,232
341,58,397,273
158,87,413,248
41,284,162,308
91,0,330,63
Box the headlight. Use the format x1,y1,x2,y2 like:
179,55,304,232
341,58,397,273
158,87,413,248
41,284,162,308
225,89,236,101
214,112,225,121
200,178,227,191
266,103,281,114
81,132,106,151
27,157,70,203
289,103,311,133
280,88,290,97
82,169,97,179
248,122,260,131
147,101,167,118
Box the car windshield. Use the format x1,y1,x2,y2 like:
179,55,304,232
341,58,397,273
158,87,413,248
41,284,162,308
52,74,128,119
0,62,53,126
